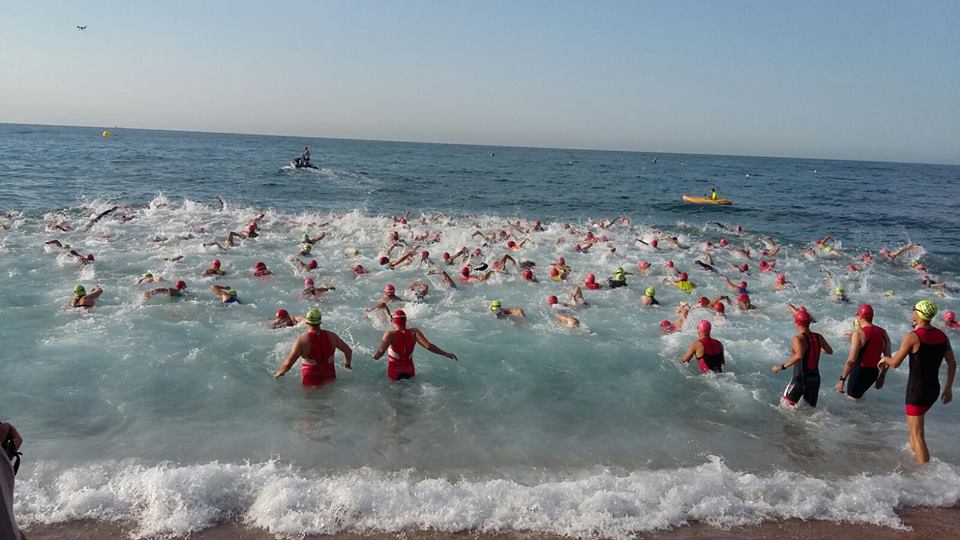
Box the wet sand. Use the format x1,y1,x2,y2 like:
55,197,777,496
22,505,960,539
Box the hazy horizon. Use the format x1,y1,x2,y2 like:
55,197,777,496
2,1,957,165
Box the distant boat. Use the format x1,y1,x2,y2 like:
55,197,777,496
651,156,657,164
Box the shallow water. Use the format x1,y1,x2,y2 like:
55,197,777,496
1,124,959,538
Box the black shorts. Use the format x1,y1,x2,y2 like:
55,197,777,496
783,371,820,407
845,365,879,399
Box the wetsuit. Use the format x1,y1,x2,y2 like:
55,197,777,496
585,282,601,290
387,329,416,380
697,337,724,374
607,278,627,289
845,325,887,399
783,332,822,406
302,330,336,386
905,327,949,416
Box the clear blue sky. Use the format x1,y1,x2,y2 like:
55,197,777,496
1,1,957,164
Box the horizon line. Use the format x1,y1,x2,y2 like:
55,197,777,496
2,121,957,168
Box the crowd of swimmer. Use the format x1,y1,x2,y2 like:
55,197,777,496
15,205,959,465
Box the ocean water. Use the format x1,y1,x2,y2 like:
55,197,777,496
1,123,959,538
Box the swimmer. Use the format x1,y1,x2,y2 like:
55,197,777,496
724,278,749,295
695,260,718,273
772,307,833,408
835,304,890,399
489,300,526,320
583,273,601,290
877,300,955,464
520,268,538,283
774,273,789,292
663,260,677,276
490,254,517,273
759,260,775,273
548,266,567,282
607,267,629,288
909,259,928,272
546,295,581,328
378,249,417,270
833,286,850,303
202,259,225,277
637,261,652,275
407,281,429,302
252,261,272,278
142,280,187,301
944,311,960,330
641,287,659,306
210,285,239,304
302,278,335,299
270,308,303,329
506,239,529,251
137,272,164,285
164,255,184,262
860,252,875,266
83,205,119,230
427,269,457,289
300,231,325,244
659,303,690,334
291,257,318,272
71,284,103,309
786,303,817,323
879,242,919,261
367,283,405,315
460,265,493,283
352,264,368,277
680,320,725,374
298,243,313,257
442,247,469,265
273,308,352,386
737,293,755,311
418,250,432,265
920,275,952,290
371,310,458,380
712,301,727,322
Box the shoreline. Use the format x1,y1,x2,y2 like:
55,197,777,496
22,505,960,540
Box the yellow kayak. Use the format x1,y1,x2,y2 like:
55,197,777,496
682,195,733,205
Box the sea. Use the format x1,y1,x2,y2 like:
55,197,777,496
1,123,959,538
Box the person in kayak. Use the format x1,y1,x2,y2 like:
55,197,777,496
710,188,719,201
371,309,458,380
274,308,353,386
680,320,725,374
835,304,890,399
772,307,833,408
878,300,955,464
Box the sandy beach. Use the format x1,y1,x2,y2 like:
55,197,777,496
22,505,960,540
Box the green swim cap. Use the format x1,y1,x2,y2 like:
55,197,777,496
914,300,937,321
73,284,86,297
302,244,312,252
228,289,238,298
301,233,310,242
835,286,844,294
645,287,656,297
63,244,71,250
304,307,322,325
143,272,153,278
490,300,502,311
351,248,360,256
615,267,624,274
886,289,895,297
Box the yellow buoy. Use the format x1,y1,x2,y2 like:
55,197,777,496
102,130,111,137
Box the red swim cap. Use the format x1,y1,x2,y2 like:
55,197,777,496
666,260,674,267
378,256,389,265
473,248,482,256
549,267,559,277
508,241,517,248
738,281,747,290
384,283,396,294
705,241,714,248
443,252,451,260
521,269,533,280
392,309,407,323
421,250,429,259
794,308,811,325
586,273,596,283
304,278,314,287
175,280,186,290
247,223,256,231
720,238,729,247
659,320,673,333
547,295,558,305
775,274,786,283
697,296,709,306
738,293,750,302
740,263,749,272
697,320,712,334
714,302,726,314
678,272,688,281
461,266,471,277
558,256,566,265
651,239,659,247
85,254,95,261
255,261,266,269
308,259,318,269
575,244,582,252
212,259,221,267
856,304,874,322
276,309,289,319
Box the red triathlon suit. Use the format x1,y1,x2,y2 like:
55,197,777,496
697,337,724,374
387,329,417,380
905,327,949,416
301,330,336,386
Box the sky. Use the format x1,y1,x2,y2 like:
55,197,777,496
1,1,958,164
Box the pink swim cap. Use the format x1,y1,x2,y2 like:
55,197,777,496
547,295,558,305
175,280,186,290
212,259,221,267
650,239,659,247
659,320,673,333
666,260,674,268
420,250,429,259
308,259,318,269
638,261,651,269
575,244,582,252
255,261,266,269
508,241,517,248
738,281,747,290
304,278,315,287
443,252,451,260
550,267,559,277
714,303,726,314
276,309,289,319
794,308,811,325
945,310,956,323
740,263,748,272
775,274,786,283
720,238,729,247
558,256,566,265
738,293,749,302
521,269,533,279
461,266,471,277
473,248,482,256
586,273,596,283
697,296,709,306
697,320,712,334
384,283,396,294
678,272,688,281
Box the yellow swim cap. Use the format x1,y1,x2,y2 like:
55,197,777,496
914,300,937,321
490,300,502,311
305,307,322,325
